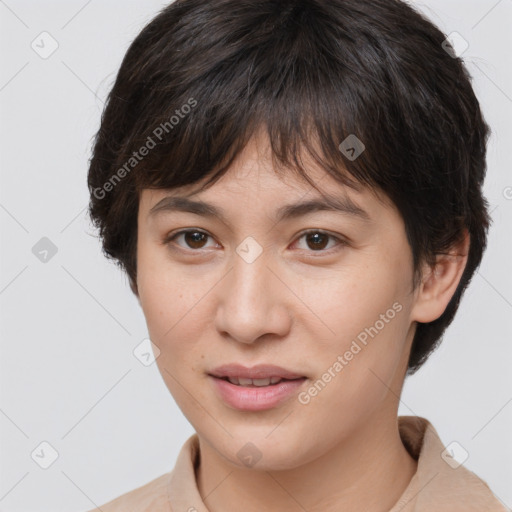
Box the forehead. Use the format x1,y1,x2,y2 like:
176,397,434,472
138,133,394,223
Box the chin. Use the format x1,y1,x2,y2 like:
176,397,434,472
206,428,313,472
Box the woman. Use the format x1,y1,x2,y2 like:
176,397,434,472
85,0,507,510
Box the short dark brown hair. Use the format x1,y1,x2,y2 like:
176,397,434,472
87,0,491,374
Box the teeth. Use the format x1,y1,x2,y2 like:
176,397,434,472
226,376,284,387
252,378,272,386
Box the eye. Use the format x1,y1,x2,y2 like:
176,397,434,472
163,228,347,254
164,229,217,250
293,230,347,253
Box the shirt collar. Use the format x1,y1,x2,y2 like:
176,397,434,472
167,416,507,511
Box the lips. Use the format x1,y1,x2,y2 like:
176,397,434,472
208,364,308,410
209,363,306,383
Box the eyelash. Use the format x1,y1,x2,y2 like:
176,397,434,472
162,229,348,256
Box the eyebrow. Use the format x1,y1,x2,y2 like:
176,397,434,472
148,194,372,223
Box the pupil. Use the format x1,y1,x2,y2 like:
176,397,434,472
186,231,206,248
308,232,327,250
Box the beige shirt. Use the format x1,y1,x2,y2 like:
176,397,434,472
88,416,508,511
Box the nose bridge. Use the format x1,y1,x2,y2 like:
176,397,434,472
214,241,291,344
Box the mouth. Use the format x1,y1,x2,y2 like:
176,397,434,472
209,363,306,381
214,375,305,387
208,364,308,411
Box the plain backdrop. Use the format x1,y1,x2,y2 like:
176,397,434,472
0,0,511,510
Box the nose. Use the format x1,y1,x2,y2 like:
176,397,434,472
214,251,292,345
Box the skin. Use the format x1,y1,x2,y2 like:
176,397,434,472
134,130,469,512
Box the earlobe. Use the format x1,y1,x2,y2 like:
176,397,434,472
411,230,470,324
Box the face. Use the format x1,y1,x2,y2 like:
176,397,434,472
135,132,421,470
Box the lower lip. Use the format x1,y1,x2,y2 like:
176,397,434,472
209,376,307,411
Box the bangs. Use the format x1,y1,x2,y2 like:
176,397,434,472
109,1,403,199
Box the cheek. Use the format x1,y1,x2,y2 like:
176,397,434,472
140,282,207,361
137,244,200,336
293,312,411,448
136,249,214,378
139,269,209,409
300,257,412,399
304,258,408,345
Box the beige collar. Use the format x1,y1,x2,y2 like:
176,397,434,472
167,416,507,511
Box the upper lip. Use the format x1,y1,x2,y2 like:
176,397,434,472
209,364,305,380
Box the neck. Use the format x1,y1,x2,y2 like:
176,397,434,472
196,412,417,512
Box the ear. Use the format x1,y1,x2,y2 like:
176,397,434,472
410,229,470,323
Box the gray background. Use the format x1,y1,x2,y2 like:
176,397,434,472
0,0,511,510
